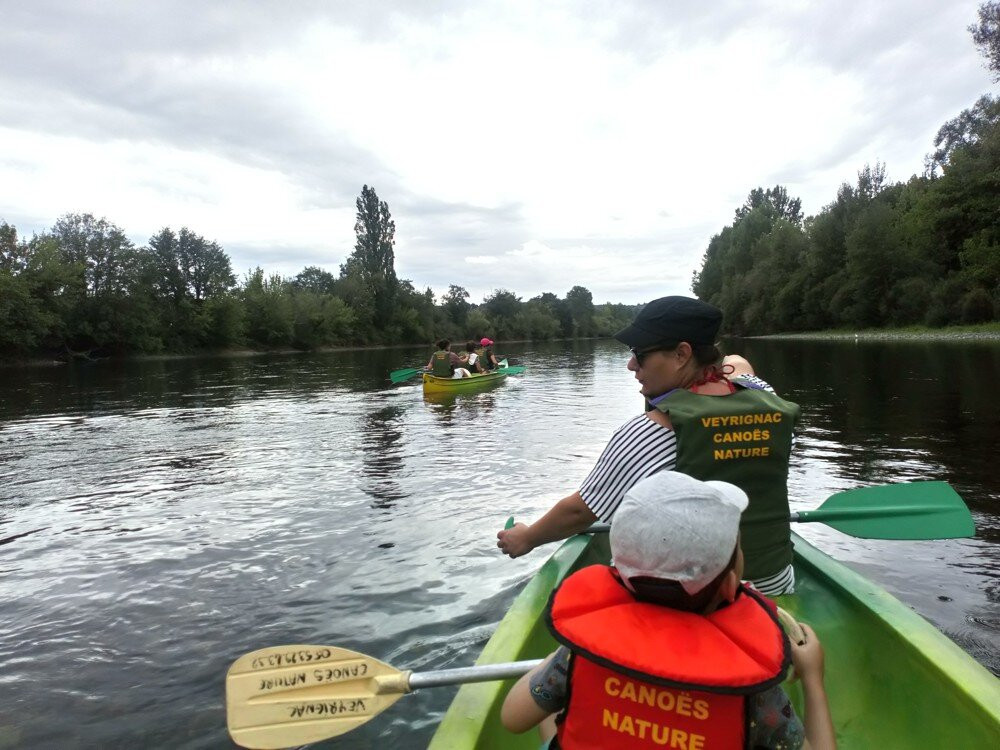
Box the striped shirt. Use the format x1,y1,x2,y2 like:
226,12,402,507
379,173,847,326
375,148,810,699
578,374,796,595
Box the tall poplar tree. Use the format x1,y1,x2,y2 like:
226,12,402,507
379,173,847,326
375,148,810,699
345,185,398,330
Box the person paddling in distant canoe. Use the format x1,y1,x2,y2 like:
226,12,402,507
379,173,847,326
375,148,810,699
427,339,471,379
480,337,502,371
497,295,801,596
501,471,836,750
461,341,485,374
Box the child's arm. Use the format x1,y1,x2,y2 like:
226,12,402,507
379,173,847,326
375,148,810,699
500,652,558,733
793,623,836,750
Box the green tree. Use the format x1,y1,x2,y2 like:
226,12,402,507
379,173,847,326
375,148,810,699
289,290,354,348
334,263,375,341
530,292,573,337
930,95,1000,172
482,289,522,339
388,281,435,343
344,185,398,331
146,227,235,349
739,222,810,333
0,224,60,351
970,1,1000,80
49,213,166,351
442,284,471,326
242,268,294,347
51,213,134,297
565,285,595,337
202,293,246,348
0,222,28,273
466,308,493,341
292,266,337,295
593,303,638,337
734,185,804,226
928,107,1000,279
514,299,561,339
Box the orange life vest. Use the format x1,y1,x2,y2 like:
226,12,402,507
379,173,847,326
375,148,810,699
548,565,789,749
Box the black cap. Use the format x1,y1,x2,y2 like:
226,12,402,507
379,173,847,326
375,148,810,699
614,296,722,348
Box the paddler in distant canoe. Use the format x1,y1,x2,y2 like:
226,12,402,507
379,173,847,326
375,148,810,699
497,295,801,596
426,339,471,379
479,337,502,371
500,471,836,750
460,341,485,374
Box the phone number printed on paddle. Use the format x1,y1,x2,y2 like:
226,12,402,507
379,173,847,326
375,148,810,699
249,647,335,670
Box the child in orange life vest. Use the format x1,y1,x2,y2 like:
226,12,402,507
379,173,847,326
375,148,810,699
501,471,836,750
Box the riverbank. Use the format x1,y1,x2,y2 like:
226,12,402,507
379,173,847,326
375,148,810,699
748,323,1000,341
5,327,999,369
0,339,540,370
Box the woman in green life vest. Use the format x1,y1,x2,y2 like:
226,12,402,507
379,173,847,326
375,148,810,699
426,339,471,379
497,296,801,596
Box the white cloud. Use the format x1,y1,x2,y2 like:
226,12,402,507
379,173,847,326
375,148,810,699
0,0,993,303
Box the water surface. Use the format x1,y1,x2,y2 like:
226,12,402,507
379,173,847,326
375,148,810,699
0,339,997,748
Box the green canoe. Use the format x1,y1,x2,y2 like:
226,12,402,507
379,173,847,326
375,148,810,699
429,532,1000,748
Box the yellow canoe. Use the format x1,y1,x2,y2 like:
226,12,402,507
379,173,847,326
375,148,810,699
422,370,509,394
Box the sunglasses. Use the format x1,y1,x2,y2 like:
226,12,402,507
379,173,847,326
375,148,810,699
629,344,674,366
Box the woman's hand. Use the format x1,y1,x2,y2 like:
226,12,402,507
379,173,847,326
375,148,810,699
497,523,535,558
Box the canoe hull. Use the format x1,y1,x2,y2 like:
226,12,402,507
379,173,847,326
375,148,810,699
429,532,1000,748
422,371,508,393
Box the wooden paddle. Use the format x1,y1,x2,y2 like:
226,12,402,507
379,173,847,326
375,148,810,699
227,624,807,747
226,645,542,748
506,481,974,541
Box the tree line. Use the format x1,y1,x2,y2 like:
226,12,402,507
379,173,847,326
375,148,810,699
0,185,637,358
692,5,1000,334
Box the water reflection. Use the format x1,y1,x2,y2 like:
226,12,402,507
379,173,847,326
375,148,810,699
421,382,504,422
361,405,407,508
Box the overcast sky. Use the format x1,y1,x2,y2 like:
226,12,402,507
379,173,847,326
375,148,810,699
1,1,993,304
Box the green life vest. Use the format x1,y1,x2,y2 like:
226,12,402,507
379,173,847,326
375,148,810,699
655,387,800,580
430,350,453,377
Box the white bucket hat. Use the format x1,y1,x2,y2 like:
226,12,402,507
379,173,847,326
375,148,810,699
611,471,748,595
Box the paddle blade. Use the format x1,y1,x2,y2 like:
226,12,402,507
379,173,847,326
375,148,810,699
502,365,526,375
389,368,422,384
226,645,409,749
802,481,974,540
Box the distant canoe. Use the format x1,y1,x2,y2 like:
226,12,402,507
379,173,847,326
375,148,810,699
422,370,508,394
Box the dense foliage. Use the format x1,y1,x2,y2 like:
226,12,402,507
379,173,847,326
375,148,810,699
692,5,999,334
0,185,637,358
692,103,1000,334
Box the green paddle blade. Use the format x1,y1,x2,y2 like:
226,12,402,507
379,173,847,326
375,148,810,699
389,367,423,384
501,366,526,375
798,481,974,540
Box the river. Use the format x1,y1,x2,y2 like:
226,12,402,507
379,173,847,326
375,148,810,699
0,338,997,749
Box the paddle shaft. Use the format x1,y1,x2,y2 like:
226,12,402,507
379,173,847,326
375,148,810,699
582,504,952,535
795,505,948,523
509,482,972,541
408,659,542,690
